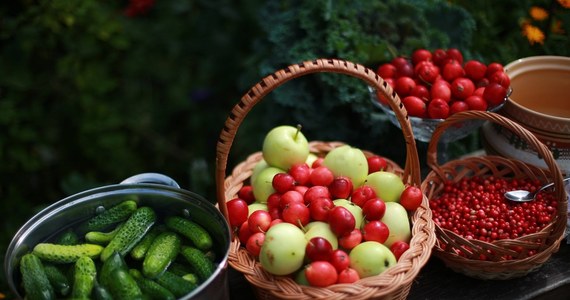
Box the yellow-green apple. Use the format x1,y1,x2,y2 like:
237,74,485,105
304,221,338,250
260,223,307,275
250,159,268,185
380,202,411,248
364,171,405,202
349,241,397,278
332,199,364,229
322,145,368,187
247,202,268,217
252,167,285,203
306,153,319,167
262,125,309,170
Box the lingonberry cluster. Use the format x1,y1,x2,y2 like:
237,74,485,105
430,176,557,244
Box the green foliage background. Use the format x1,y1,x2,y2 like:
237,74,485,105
1,0,568,295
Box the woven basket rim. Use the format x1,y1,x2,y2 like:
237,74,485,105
422,111,568,280
214,58,437,299
224,141,435,299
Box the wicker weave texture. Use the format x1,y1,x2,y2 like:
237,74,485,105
215,58,436,299
422,110,567,280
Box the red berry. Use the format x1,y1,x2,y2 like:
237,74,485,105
464,60,487,81
402,96,427,118
377,63,397,79
451,77,476,100
427,98,450,119
482,82,507,107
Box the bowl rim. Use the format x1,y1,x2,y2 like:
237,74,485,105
504,55,570,123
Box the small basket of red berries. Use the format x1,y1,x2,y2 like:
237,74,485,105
369,48,511,143
422,110,568,280
215,59,436,299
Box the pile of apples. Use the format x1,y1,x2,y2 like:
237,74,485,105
375,48,511,119
226,125,423,287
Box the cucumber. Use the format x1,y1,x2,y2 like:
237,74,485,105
33,243,103,264
85,223,124,245
167,262,194,277
182,273,198,285
142,231,181,278
129,269,176,300
92,281,114,300
56,229,80,245
20,253,55,300
154,271,197,298
77,200,138,233
107,268,143,299
165,216,212,251
99,251,128,289
180,246,215,282
43,263,71,296
100,206,157,261
130,225,165,261
71,256,97,299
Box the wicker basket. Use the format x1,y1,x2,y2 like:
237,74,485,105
422,110,568,280
215,58,436,299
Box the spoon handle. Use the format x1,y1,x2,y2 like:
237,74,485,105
538,177,570,194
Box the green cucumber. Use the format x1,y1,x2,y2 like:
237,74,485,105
165,216,212,251
92,281,114,300
56,229,80,245
20,253,55,300
142,231,181,278
130,225,165,261
100,206,157,261
33,243,103,264
107,268,143,299
167,262,194,277
71,256,97,299
182,273,199,285
99,251,128,289
85,222,124,245
154,271,197,298
129,269,175,300
43,263,71,297
77,200,138,233
180,246,215,282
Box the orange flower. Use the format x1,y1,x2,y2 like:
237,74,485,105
558,0,570,9
522,23,545,45
529,6,549,21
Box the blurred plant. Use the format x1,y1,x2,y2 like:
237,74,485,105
243,0,476,165
521,0,570,46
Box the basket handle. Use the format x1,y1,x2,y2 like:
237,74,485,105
215,58,421,221
426,110,567,206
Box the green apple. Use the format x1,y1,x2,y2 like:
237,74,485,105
349,241,397,278
322,145,368,187
262,125,309,170
332,199,364,229
294,268,309,286
304,221,338,250
364,171,405,202
259,223,307,275
252,166,285,203
247,202,268,217
381,202,411,248
305,153,319,166
250,159,268,185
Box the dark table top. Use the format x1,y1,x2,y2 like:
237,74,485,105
228,241,570,300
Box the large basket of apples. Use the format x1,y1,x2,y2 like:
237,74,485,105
215,59,436,299
422,110,568,280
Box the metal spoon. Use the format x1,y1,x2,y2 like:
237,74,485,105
504,177,570,202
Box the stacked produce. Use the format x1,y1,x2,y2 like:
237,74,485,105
374,48,511,119
17,200,217,299
227,125,423,287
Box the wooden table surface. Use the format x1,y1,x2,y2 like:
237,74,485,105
228,241,570,300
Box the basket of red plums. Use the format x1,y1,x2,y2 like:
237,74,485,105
369,48,511,143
